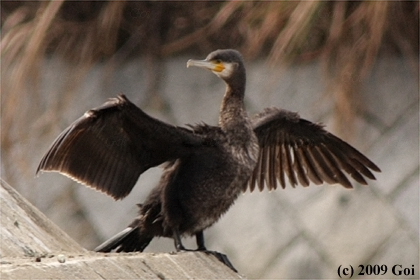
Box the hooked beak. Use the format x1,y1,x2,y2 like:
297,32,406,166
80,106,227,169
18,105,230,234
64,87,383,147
187,59,225,73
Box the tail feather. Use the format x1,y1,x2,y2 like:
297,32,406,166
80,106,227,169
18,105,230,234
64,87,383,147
95,226,153,253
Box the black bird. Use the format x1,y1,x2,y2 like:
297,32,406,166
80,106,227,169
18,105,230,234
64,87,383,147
37,49,380,254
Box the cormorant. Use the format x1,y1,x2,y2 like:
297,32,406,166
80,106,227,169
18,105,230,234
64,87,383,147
37,49,380,254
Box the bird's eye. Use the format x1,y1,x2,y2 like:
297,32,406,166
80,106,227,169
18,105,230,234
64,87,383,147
214,59,222,64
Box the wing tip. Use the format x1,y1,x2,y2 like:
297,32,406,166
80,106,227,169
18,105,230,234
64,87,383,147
35,166,42,176
370,163,381,173
117,93,127,100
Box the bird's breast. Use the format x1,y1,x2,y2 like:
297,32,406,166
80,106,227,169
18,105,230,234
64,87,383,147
228,128,259,171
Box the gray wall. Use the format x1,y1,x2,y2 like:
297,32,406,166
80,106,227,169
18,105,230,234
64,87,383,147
7,55,419,278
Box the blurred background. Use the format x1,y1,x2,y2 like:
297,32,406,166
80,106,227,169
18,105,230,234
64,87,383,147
1,1,419,278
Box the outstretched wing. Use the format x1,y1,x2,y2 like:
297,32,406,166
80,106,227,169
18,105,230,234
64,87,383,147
37,94,203,199
246,108,381,192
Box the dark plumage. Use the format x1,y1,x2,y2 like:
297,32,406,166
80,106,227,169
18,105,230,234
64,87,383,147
37,49,380,254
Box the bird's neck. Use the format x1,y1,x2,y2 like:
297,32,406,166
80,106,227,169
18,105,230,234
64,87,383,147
219,83,259,170
219,84,249,133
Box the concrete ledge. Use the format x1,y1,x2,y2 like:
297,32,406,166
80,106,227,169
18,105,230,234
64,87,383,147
0,179,245,279
1,252,244,280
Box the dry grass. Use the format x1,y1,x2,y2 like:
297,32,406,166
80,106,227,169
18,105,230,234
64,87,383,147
1,1,418,186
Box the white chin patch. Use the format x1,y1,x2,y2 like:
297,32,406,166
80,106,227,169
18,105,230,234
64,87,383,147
214,63,236,79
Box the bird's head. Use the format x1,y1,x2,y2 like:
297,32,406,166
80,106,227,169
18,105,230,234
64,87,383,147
187,49,246,87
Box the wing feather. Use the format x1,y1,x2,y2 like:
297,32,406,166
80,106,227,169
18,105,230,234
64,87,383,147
258,146,267,191
297,146,323,185
283,143,298,187
317,145,352,188
267,144,277,190
277,144,286,189
247,107,380,191
292,145,310,187
37,94,203,199
308,145,337,184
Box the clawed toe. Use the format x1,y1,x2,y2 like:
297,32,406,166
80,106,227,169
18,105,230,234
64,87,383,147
203,250,237,273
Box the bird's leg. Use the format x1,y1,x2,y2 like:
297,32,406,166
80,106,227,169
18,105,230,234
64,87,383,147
174,230,236,271
173,229,186,251
194,230,236,271
195,231,206,251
